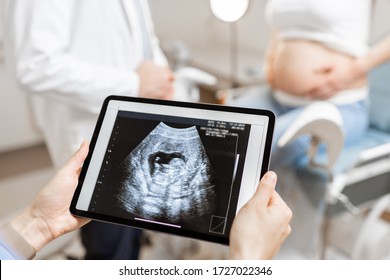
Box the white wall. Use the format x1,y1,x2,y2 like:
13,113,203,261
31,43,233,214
371,0,390,42
149,0,270,83
150,0,269,53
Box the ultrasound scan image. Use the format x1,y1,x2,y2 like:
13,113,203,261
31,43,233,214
117,122,215,225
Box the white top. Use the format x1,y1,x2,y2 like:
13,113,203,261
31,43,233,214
265,0,372,57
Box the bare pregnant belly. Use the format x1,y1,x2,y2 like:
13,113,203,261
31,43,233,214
272,40,367,96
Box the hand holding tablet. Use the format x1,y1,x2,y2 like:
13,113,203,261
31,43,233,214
70,96,275,244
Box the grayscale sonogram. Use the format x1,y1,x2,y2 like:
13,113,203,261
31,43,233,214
117,122,215,225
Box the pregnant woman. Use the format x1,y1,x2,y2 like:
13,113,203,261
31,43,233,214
235,0,390,169
232,0,390,258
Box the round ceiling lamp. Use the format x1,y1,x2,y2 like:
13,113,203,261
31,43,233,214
210,0,249,22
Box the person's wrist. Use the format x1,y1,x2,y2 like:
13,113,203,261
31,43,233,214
229,245,267,260
229,249,249,260
355,57,370,78
10,208,54,252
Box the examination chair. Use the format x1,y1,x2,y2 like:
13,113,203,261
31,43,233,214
278,62,390,259
321,62,390,259
219,62,390,259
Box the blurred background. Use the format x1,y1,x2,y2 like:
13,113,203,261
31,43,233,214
1,0,390,260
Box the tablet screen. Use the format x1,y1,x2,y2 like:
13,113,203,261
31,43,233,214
71,96,274,244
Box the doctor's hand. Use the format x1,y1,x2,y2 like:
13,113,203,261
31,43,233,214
137,61,175,100
10,141,91,253
229,171,292,260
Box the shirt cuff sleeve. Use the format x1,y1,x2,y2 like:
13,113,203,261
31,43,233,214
0,223,36,260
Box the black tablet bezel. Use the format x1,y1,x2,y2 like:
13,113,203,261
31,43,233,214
70,95,275,245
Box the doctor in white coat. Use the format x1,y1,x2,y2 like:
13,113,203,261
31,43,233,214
3,0,174,259
3,0,174,168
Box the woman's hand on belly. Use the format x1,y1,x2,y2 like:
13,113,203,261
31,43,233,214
306,57,367,100
270,40,367,99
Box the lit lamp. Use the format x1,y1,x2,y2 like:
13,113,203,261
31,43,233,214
210,0,249,87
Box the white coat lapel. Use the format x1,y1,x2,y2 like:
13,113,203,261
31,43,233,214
121,0,153,60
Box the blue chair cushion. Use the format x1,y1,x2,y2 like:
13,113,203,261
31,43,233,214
332,128,390,175
311,128,390,175
368,63,390,133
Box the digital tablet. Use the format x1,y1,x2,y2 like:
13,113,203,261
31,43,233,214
70,95,275,245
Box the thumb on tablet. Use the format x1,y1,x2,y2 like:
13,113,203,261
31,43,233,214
64,141,89,176
229,170,292,259
255,171,277,206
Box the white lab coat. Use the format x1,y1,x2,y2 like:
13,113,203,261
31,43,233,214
2,0,168,167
